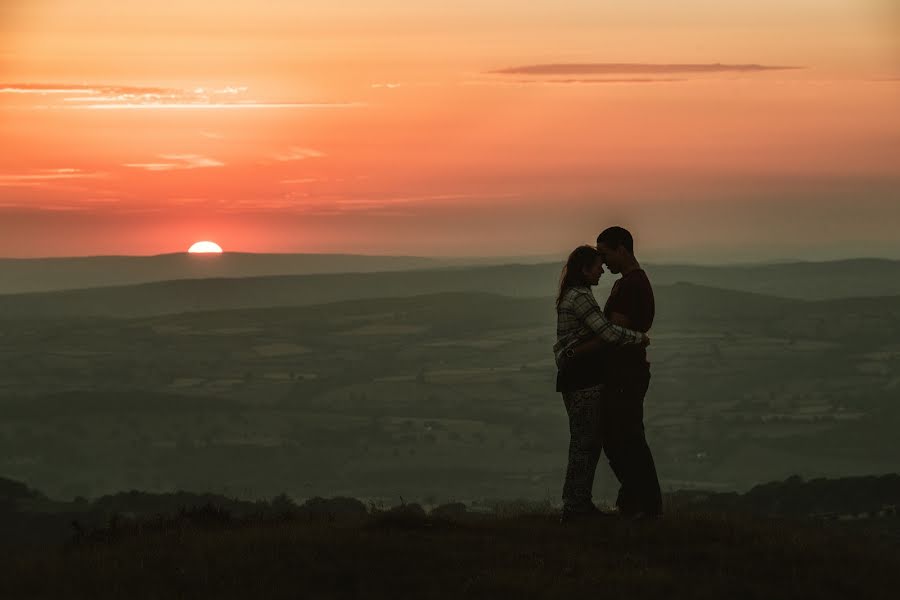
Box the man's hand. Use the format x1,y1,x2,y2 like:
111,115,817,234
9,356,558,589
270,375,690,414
570,336,605,358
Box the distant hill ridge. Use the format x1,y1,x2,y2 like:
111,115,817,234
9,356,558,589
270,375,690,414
2,258,900,318
0,252,445,295
1,255,900,299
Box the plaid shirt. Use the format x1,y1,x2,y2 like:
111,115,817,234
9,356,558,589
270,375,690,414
553,286,644,367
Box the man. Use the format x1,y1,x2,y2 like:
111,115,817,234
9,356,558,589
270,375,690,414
595,226,663,518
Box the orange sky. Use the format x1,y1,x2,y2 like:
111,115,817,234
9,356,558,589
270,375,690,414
1,1,898,259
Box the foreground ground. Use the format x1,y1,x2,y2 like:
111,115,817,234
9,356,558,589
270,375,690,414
2,509,899,600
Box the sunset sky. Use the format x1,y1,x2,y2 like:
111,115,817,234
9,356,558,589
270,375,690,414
1,1,898,260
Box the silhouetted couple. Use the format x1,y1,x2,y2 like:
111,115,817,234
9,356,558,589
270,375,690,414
554,226,662,522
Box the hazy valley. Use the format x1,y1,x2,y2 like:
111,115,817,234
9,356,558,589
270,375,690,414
1,257,898,505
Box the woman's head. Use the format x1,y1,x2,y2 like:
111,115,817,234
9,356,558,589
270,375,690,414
557,245,604,305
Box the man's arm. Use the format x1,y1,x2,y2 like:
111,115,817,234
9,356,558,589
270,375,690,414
608,312,630,327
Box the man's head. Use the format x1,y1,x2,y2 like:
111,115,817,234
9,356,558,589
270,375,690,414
596,226,634,274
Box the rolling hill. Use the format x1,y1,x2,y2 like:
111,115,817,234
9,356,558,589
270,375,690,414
3,255,900,301
2,258,900,319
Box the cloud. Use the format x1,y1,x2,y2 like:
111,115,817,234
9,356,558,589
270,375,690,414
123,154,224,171
1,82,364,111
0,203,90,212
472,78,687,86
273,147,325,162
0,83,177,95
280,178,319,184
489,63,803,76
70,102,361,110
370,82,440,89
0,168,106,187
195,191,461,216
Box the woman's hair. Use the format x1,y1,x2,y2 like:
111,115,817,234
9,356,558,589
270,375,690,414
557,245,600,307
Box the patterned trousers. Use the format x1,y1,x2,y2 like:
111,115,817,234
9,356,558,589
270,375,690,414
561,384,606,511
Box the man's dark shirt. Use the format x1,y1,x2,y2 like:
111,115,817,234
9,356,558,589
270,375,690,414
604,269,654,378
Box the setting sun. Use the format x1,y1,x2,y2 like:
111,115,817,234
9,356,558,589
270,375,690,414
188,241,223,254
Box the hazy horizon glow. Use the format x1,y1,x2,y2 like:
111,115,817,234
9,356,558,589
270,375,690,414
1,1,898,260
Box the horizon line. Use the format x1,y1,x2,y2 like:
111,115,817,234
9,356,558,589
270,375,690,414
1,251,898,268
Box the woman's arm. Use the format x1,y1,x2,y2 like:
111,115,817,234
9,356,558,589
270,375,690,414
570,329,650,358
570,290,647,347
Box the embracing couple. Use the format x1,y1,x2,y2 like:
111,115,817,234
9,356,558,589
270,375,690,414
554,226,662,522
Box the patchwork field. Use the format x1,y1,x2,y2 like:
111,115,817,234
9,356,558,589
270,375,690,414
1,285,898,503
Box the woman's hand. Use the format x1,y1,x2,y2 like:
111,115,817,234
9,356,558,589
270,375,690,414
569,336,605,358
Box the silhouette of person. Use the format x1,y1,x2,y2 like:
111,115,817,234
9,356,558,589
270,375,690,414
554,245,649,522
595,226,663,518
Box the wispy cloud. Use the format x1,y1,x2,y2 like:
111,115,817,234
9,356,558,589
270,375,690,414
489,63,804,76
73,102,361,110
123,154,224,171
0,168,106,187
370,82,440,89
273,147,325,162
0,83,176,95
280,178,319,184
0,202,91,212
1,82,364,111
298,192,504,215
469,78,687,86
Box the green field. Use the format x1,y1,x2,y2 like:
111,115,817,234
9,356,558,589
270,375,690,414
1,285,898,503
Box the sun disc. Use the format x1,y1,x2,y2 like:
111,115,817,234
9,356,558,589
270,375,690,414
188,240,223,253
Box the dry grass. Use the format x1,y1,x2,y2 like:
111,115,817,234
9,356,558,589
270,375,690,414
2,507,899,600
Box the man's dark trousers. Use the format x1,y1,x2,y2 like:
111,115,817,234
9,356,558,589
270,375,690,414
600,371,662,516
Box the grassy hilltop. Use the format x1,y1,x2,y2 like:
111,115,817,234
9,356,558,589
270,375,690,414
3,507,900,600
3,474,900,599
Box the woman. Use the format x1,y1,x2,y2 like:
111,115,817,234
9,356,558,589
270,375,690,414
555,245,649,522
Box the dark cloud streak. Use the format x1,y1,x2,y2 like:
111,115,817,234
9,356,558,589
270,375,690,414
490,63,804,75
510,77,686,84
